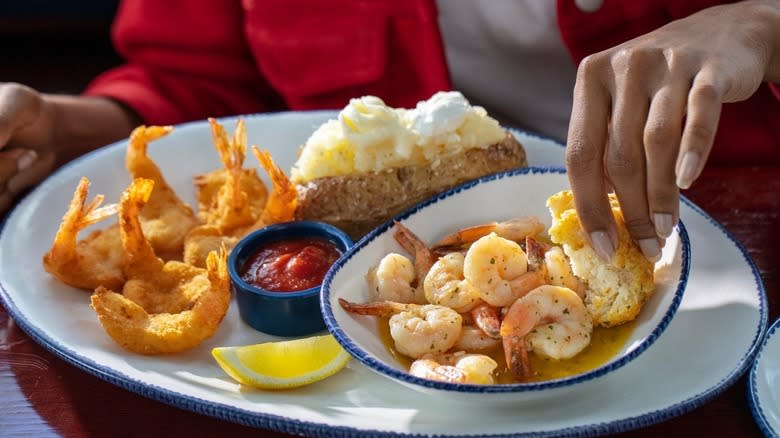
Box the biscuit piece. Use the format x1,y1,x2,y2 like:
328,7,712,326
546,190,654,327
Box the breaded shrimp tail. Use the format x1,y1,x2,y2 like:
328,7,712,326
252,146,298,226
42,176,124,291
126,125,200,259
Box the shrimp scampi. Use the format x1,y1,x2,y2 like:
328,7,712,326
453,325,502,351
463,232,545,307
423,252,481,313
410,352,498,385
338,298,462,358
500,285,593,379
367,252,425,304
348,207,654,385
392,221,437,284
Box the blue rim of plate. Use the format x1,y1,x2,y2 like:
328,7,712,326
748,316,780,438
0,112,768,437
321,166,691,394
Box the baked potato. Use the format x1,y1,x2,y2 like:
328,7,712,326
294,131,527,239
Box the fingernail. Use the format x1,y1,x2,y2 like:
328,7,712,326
676,151,699,189
590,231,615,262
17,150,38,171
638,238,662,263
653,213,674,239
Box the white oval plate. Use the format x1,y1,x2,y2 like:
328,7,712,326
749,316,780,437
0,111,767,437
322,168,689,402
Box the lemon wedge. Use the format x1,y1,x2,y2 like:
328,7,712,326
212,335,351,389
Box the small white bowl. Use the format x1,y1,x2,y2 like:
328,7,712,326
321,167,690,402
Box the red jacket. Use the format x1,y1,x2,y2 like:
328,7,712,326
85,0,780,165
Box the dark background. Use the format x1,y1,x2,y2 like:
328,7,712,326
0,0,121,94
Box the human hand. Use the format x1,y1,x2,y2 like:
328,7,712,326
565,0,780,262
0,83,57,216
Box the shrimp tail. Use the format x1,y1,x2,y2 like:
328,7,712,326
433,223,499,249
470,303,502,339
46,177,115,260
252,146,298,224
433,217,547,250
525,236,549,273
126,125,173,178
209,118,247,212
503,335,532,379
338,298,407,317
392,221,435,283
206,244,230,290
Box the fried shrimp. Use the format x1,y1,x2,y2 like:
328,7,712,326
42,177,123,291
410,352,498,384
432,216,545,252
197,118,263,231
126,125,200,260
366,252,425,304
107,177,194,313
90,248,230,355
182,226,241,269
184,120,264,268
463,232,545,307
339,298,462,358
90,178,231,354
500,285,593,379
423,252,481,313
248,147,298,228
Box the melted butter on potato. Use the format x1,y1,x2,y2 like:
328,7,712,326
291,91,505,183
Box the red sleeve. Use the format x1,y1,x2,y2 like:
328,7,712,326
83,0,283,125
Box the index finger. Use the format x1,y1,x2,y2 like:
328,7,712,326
565,58,617,261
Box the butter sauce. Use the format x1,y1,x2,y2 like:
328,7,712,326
377,317,636,383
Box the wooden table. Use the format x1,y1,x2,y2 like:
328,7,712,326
2,165,777,437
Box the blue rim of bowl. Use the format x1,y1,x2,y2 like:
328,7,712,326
747,315,780,437
321,166,692,394
228,220,353,299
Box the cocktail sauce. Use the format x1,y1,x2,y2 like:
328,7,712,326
240,237,341,292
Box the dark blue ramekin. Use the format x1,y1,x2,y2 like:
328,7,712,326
228,221,353,337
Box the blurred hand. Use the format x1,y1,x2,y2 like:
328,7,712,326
565,1,779,262
0,83,57,216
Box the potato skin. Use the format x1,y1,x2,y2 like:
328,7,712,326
294,131,527,240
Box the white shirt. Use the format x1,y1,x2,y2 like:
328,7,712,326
436,0,576,142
